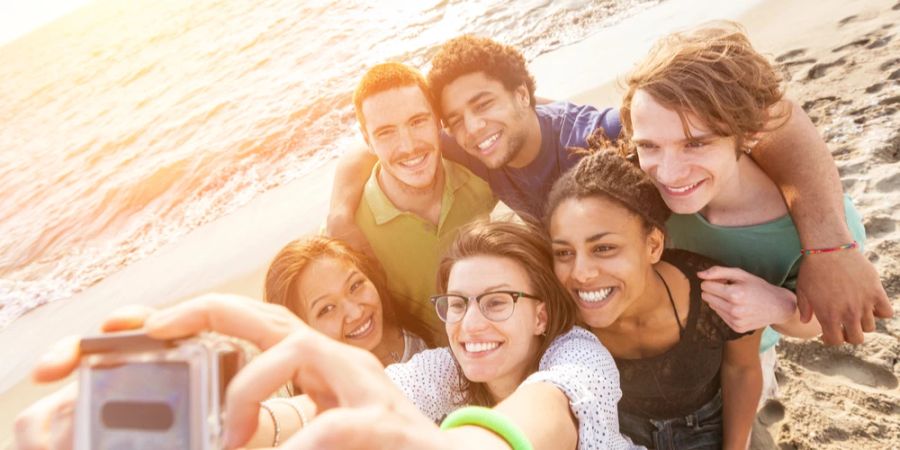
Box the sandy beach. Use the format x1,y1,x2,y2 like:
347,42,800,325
2,0,898,448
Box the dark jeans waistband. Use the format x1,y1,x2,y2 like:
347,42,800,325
619,390,724,447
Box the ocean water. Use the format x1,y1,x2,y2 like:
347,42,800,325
0,0,663,329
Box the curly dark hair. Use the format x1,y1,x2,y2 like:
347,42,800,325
545,131,671,234
427,35,536,117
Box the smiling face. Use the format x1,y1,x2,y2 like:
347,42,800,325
630,89,742,215
440,72,533,169
294,256,384,352
444,255,547,395
360,85,442,191
550,196,663,329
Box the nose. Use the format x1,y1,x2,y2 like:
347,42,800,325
459,298,490,332
397,126,416,154
572,254,598,285
463,112,485,136
654,148,690,185
342,299,364,322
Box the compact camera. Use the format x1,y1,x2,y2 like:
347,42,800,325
74,331,252,450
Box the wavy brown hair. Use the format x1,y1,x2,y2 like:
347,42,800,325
427,34,536,118
621,21,790,154
436,220,578,407
265,236,431,346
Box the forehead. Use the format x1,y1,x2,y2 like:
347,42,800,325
360,85,434,130
630,89,711,141
295,256,356,301
446,254,530,294
440,71,508,111
551,196,643,238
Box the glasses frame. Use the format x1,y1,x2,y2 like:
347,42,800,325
429,290,541,323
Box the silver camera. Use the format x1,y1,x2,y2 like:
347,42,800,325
74,331,252,450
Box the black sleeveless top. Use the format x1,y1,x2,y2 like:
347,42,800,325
615,249,750,419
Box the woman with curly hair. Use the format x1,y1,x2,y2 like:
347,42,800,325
546,148,763,450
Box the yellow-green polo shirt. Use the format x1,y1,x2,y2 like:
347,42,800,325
356,158,496,344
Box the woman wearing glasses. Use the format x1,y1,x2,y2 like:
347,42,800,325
384,220,636,450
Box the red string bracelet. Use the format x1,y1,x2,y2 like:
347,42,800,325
799,241,858,256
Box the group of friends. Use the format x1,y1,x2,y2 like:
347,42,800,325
15,21,893,450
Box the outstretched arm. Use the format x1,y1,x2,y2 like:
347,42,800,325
326,142,378,255
752,99,891,345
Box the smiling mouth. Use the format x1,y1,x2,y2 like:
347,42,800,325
574,287,615,309
661,180,704,196
397,152,429,169
462,341,501,354
345,316,374,339
475,132,500,154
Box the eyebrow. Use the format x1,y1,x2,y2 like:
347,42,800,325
632,132,717,144
447,282,511,296
309,270,359,311
552,232,611,245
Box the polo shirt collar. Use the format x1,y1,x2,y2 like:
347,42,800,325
363,158,470,226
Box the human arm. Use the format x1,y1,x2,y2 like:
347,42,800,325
751,99,891,344
17,297,513,450
699,266,821,338
518,327,641,449
326,142,378,255
720,330,763,450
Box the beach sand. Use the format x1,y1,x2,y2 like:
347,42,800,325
2,0,898,448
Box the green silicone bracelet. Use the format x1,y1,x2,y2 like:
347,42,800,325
440,406,534,450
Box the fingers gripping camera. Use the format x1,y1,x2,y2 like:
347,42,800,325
74,331,254,450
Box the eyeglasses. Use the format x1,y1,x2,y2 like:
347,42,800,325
430,290,541,323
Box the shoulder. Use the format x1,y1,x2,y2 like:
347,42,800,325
533,326,620,387
537,102,622,146
385,348,459,399
662,248,719,278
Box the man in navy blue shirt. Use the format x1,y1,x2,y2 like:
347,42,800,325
327,34,890,347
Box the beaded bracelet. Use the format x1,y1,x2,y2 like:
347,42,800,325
799,241,858,256
258,402,280,447
440,406,533,450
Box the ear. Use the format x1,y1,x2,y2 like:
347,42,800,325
533,301,548,336
513,83,531,108
646,226,665,264
358,124,374,153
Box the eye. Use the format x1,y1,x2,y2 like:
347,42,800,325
592,244,615,254
634,141,658,150
316,304,335,318
685,140,707,149
349,279,364,293
476,99,493,111
374,129,395,140
552,248,574,260
411,116,429,127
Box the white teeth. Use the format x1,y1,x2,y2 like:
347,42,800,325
346,317,373,338
464,341,500,353
477,133,499,151
399,153,427,167
577,288,613,303
666,181,700,193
